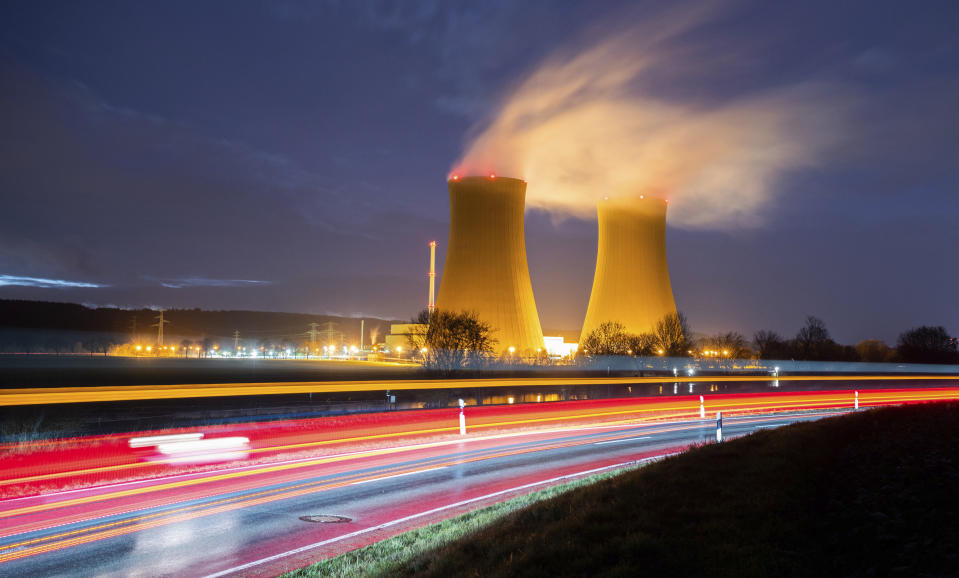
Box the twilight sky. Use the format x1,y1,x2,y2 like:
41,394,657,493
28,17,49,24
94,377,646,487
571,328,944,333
1,1,957,344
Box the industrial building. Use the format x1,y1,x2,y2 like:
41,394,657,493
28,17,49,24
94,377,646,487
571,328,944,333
580,196,678,342
436,175,545,354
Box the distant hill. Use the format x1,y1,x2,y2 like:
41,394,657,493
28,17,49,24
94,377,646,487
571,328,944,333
0,299,400,353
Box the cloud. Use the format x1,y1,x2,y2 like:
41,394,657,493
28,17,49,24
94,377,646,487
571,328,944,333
0,274,107,288
452,4,852,230
156,278,273,289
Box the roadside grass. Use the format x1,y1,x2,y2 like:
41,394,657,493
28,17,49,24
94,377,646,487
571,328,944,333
290,402,959,577
284,462,654,578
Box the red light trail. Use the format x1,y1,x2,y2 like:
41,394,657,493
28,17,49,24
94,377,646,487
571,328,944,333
1,384,958,571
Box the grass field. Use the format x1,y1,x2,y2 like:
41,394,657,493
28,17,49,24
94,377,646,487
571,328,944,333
290,402,959,577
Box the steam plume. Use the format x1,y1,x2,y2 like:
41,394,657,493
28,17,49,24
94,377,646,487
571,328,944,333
452,7,848,229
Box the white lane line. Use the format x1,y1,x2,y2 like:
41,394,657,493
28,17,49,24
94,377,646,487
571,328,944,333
200,452,681,578
593,436,651,445
349,467,447,486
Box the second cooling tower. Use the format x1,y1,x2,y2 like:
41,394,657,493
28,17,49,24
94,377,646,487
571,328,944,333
436,176,545,354
581,196,678,341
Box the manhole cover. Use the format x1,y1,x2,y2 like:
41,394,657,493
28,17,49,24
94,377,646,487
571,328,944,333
299,515,352,523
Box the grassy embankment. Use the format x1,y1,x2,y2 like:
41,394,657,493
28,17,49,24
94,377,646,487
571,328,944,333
289,402,959,577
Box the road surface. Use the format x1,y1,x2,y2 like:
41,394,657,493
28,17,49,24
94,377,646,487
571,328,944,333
0,410,839,577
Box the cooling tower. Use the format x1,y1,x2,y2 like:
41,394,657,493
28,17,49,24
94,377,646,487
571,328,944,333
581,196,678,342
436,176,545,354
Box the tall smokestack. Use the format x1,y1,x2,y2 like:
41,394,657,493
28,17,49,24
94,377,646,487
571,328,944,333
428,241,437,313
437,175,545,353
580,196,678,342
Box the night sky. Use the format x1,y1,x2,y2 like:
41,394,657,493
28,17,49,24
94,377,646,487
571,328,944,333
1,1,957,344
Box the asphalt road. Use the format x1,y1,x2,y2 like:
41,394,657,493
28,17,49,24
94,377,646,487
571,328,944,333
0,410,840,577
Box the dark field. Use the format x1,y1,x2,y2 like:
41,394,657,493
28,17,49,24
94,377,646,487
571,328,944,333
371,402,959,578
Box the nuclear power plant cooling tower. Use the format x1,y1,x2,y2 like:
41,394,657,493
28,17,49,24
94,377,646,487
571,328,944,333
581,196,678,342
437,176,545,354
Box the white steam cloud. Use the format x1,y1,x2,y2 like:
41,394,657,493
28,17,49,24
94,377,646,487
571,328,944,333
452,7,849,229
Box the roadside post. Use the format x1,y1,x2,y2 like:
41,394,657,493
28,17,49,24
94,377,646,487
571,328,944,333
716,411,723,443
855,390,859,410
459,398,466,435
699,395,705,419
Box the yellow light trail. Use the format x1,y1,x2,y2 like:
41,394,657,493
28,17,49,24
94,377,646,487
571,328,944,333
2,374,959,406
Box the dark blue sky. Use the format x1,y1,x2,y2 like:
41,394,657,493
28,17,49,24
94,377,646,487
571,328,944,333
1,1,957,344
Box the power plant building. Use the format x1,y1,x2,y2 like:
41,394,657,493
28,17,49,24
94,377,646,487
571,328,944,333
581,196,678,342
436,176,545,354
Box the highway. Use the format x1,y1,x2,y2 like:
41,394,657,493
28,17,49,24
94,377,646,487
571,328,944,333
2,385,958,577
0,411,835,577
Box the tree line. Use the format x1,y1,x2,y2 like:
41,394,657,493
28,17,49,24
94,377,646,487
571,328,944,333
582,314,958,365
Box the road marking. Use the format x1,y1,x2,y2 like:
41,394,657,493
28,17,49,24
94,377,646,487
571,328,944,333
200,453,681,578
593,436,652,445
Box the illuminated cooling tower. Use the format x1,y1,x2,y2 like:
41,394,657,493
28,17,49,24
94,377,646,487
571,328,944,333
581,196,678,341
437,176,545,353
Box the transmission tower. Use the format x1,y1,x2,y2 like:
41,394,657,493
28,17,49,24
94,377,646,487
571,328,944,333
233,329,241,352
308,322,319,348
152,310,170,346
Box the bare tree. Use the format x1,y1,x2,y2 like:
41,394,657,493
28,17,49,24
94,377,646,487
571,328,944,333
581,321,632,356
628,332,658,356
654,312,691,357
897,326,958,364
698,332,751,359
753,330,790,359
794,315,842,361
856,339,893,363
408,309,497,374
